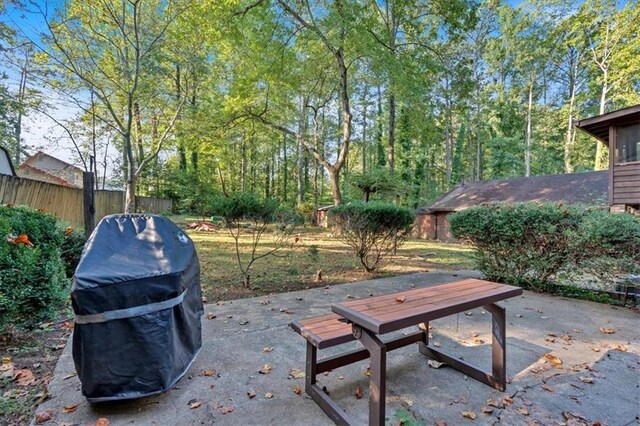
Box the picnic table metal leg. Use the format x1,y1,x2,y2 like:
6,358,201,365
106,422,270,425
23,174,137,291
485,303,506,391
305,341,317,389
353,325,387,426
418,322,429,352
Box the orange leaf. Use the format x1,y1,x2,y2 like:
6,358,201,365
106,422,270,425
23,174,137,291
64,227,74,235
34,409,54,424
543,353,562,367
189,400,202,409
461,411,477,420
14,368,35,386
481,406,494,414
578,376,593,384
247,388,256,399
293,385,302,395
354,383,362,399
95,418,110,426
502,395,513,405
219,406,234,414
63,404,79,413
265,392,274,399
202,369,216,377
395,296,406,303
259,363,272,374
15,234,34,247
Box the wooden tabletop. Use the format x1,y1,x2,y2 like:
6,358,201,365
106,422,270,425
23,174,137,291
331,279,523,335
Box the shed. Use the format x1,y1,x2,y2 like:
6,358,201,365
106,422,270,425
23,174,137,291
414,171,608,242
576,104,640,212
315,205,335,227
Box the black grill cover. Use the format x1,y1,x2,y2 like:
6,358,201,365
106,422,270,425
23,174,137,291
71,214,203,402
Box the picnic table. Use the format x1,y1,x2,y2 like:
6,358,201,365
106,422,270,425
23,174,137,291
291,278,523,426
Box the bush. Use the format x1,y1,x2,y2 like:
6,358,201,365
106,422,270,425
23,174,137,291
450,202,640,291
211,193,297,287
60,227,87,278
295,202,316,225
329,202,414,272
0,206,70,332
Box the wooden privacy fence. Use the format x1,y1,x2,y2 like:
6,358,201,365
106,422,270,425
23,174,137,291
0,174,173,227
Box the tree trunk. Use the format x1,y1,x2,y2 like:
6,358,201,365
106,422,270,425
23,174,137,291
361,83,368,173
297,97,305,206
282,132,288,202
328,166,342,206
564,74,577,173
388,93,395,171
14,58,29,164
241,130,247,192
594,71,608,170
525,80,534,177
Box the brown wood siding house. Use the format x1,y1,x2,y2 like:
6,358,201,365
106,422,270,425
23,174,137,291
576,104,640,212
414,171,609,242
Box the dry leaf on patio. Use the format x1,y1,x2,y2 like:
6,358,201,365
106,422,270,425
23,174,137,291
590,346,601,352
13,369,35,386
95,418,110,426
293,385,302,395
63,404,78,413
259,363,272,374
219,406,234,414
503,395,513,405
355,384,363,399
461,411,477,420
433,342,441,348
35,409,54,424
578,376,593,384
289,368,305,379
543,353,562,367
189,400,202,409
541,384,554,392
263,347,273,353
338,375,344,380
481,406,494,414
545,336,556,343
517,407,529,416
435,422,447,426
427,360,446,369
472,338,484,345
612,344,627,352
202,368,216,377
395,296,406,303
62,373,77,380
486,398,502,408
265,392,274,399
364,367,371,377
247,389,256,399
599,327,615,334
206,312,216,320
464,311,473,316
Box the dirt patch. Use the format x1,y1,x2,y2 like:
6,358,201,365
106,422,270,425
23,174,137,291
1,320,73,425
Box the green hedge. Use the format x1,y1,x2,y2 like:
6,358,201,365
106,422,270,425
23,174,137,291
450,203,640,291
0,206,84,332
329,202,415,272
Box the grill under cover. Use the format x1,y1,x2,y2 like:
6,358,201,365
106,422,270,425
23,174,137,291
71,214,203,402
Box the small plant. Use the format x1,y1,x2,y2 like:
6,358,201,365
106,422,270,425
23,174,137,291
329,202,414,272
211,193,298,287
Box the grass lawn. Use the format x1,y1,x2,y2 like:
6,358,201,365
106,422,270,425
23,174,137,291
172,215,475,301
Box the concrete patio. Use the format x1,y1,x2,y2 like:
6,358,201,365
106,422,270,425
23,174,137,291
34,271,639,425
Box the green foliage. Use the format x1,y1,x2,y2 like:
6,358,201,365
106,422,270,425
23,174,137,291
60,227,86,278
0,206,69,332
295,202,316,225
349,168,400,202
211,193,297,287
450,203,640,292
329,202,415,272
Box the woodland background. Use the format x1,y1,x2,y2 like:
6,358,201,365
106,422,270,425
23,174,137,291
0,0,638,212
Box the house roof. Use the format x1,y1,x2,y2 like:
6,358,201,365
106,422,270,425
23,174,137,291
416,171,609,214
576,104,640,144
17,163,78,187
21,151,84,174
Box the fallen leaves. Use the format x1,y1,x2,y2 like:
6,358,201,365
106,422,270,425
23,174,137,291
503,395,513,405
202,368,216,377
259,363,272,374
206,312,216,320
63,404,79,413
486,398,502,408
598,327,615,334
541,383,555,392
7,233,34,247
265,392,274,399
427,360,446,369
96,418,110,426
395,296,406,303
188,399,202,409
13,368,35,386
578,376,594,384
481,406,494,414
517,407,529,416
293,385,302,395
61,373,77,380
612,344,627,352
247,388,256,399
354,383,363,399
219,406,234,414
34,409,54,424
288,368,305,379
461,411,477,420
263,347,273,353
543,353,563,368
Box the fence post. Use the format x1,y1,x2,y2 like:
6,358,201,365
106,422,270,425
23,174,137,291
83,171,95,238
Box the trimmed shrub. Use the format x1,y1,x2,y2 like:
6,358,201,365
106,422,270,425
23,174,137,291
0,206,70,331
329,202,415,272
60,226,87,278
449,203,584,290
450,202,640,292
